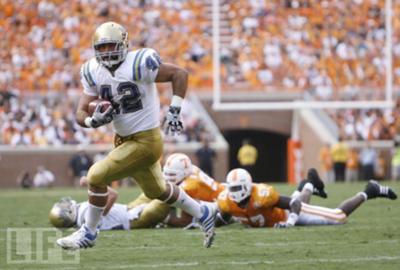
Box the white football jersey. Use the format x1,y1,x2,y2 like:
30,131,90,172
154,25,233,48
76,202,130,230
81,48,162,136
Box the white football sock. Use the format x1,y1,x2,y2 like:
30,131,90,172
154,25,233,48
357,192,368,201
291,190,301,198
85,203,105,233
171,188,203,219
303,183,314,193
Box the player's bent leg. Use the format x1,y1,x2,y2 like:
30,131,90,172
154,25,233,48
130,200,170,229
133,162,217,247
338,180,397,216
133,161,217,247
56,187,107,250
158,182,217,248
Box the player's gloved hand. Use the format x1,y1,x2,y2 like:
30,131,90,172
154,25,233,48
274,213,298,228
86,104,114,128
273,222,294,228
163,95,184,135
164,106,183,135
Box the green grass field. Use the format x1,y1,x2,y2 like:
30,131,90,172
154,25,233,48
1,182,400,270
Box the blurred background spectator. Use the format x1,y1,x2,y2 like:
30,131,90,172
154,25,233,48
330,137,348,182
33,165,55,188
16,170,32,189
345,148,359,183
319,143,334,183
391,140,400,181
359,141,377,181
68,149,92,187
195,136,216,178
237,139,258,178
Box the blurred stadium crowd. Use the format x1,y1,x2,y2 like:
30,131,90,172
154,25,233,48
330,99,400,141
221,0,399,98
1,0,399,145
0,92,209,145
1,0,398,94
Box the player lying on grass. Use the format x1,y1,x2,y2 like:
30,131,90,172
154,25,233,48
49,153,225,230
49,189,170,231
217,168,397,228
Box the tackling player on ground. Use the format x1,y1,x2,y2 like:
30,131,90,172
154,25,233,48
217,168,397,228
50,153,224,230
56,22,217,250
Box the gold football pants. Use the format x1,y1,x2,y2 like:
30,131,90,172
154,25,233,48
127,193,170,228
87,127,166,199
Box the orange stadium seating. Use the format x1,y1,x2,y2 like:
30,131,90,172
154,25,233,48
1,0,400,145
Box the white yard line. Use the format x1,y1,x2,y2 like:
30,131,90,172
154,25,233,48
51,255,400,269
253,239,400,247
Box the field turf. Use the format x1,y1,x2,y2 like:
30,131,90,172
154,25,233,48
0,181,399,270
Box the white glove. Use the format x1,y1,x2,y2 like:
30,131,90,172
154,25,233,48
274,222,294,228
86,104,114,128
274,213,298,228
163,106,183,135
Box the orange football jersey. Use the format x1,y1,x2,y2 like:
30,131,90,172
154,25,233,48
217,183,286,227
180,166,225,202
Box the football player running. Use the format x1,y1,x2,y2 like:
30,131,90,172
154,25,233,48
56,22,217,250
217,168,397,228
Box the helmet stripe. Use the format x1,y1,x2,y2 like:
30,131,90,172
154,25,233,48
232,169,238,182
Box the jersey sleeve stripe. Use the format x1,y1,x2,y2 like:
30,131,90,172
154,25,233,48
133,49,144,81
84,62,96,87
82,63,91,86
132,49,141,81
86,63,96,86
136,49,148,80
133,49,148,81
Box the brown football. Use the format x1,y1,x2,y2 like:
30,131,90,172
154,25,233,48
88,99,112,116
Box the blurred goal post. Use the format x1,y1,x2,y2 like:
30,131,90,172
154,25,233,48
211,0,394,111
210,0,394,183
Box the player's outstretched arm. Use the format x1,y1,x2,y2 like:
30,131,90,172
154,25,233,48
274,195,301,228
156,63,189,135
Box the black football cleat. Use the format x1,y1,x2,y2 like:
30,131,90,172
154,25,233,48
364,180,397,200
306,168,328,198
297,179,327,199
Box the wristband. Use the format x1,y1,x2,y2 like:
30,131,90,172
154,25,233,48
84,117,93,128
171,95,183,107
